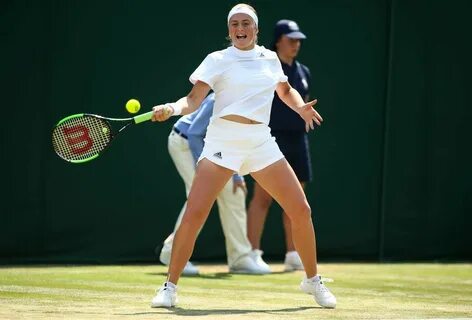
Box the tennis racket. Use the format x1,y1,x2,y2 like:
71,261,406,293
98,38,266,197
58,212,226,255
52,111,154,163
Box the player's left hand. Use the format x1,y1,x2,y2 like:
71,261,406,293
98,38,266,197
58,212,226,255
298,99,323,132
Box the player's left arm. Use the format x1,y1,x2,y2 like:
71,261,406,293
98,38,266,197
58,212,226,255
275,81,323,132
152,81,211,122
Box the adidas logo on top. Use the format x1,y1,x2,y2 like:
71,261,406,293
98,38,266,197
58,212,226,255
213,152,222,159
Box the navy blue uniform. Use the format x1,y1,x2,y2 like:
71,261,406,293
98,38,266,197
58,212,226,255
270,60,312,182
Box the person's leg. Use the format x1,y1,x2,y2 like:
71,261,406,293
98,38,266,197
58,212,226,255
215,180,252,266
276,132,310,271
158,131,199,274
251,158,336,308
216,180,271,274
159,203,186,264
246,182,273,249
167,159,234,284
167,130,196,230
251,159,317,278
282,183,305,271
282,182,306,251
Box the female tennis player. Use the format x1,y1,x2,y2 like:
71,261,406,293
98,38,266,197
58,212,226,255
150,3,336,309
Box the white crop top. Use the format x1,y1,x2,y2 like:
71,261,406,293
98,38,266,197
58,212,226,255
189,45,288,124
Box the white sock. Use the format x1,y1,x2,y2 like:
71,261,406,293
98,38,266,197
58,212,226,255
307,275,321,282
165,281,177,289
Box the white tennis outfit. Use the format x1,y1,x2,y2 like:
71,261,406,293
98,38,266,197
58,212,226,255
153,42,337,311
190,45,288,175
166,129,252,267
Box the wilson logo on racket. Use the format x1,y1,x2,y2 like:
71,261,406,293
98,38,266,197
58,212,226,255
62,125,93,155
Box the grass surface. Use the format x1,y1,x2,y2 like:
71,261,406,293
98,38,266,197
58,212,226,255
0,263,471,319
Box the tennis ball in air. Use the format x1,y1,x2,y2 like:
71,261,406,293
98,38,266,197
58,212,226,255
125,99,141,114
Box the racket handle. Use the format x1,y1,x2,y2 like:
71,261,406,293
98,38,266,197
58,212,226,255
133,111,154,124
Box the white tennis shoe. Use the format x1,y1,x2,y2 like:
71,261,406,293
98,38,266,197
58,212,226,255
300,275,336,308
159,242,199,275
249,249,272,273
230,253,271,274
151,282,178,308
284,251,304,271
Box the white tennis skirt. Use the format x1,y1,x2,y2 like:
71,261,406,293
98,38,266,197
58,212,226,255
198,117,284,176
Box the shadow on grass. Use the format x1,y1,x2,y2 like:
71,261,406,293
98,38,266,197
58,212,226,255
146,272,233,279
146,270,290,279
117,306,319,316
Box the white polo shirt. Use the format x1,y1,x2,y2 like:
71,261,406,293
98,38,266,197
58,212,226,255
189,45,288,125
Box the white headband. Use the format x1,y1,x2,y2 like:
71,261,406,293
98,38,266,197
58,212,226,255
227,6,258,27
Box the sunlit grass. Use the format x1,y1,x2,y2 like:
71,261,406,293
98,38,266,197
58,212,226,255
0,263,470,319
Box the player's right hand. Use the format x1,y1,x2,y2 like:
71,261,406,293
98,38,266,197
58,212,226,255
151,104,172,122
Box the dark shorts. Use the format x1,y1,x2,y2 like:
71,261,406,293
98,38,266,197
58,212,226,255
272,130,312,183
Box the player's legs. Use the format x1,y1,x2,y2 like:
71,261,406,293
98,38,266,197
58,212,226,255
274,131,311,270
282,211,294,251
282,181,305,251
246,182,273,250
250,158,318,278
167,158,234,284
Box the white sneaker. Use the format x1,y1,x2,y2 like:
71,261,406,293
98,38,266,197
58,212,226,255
159,242,199,276
158,241,172,265
249,249,272,273
181,261,199,275
284,251,304,271
151,282,178,308
300,275,336,308
230,254,271,274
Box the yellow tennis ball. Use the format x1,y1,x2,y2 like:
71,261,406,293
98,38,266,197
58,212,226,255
125,99,141,114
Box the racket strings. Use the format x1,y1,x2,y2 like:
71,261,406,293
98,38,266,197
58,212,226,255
52,116,112,161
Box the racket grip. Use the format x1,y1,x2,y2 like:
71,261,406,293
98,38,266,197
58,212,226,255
133,111,154,124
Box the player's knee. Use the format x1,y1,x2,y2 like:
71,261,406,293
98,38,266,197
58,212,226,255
289,202,312,224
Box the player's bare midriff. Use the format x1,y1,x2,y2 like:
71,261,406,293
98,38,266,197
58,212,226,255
222,114,262,124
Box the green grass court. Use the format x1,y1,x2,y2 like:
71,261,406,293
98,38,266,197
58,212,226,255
0,263,470,319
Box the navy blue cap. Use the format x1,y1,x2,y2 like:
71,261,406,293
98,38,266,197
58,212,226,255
273,19,307,41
